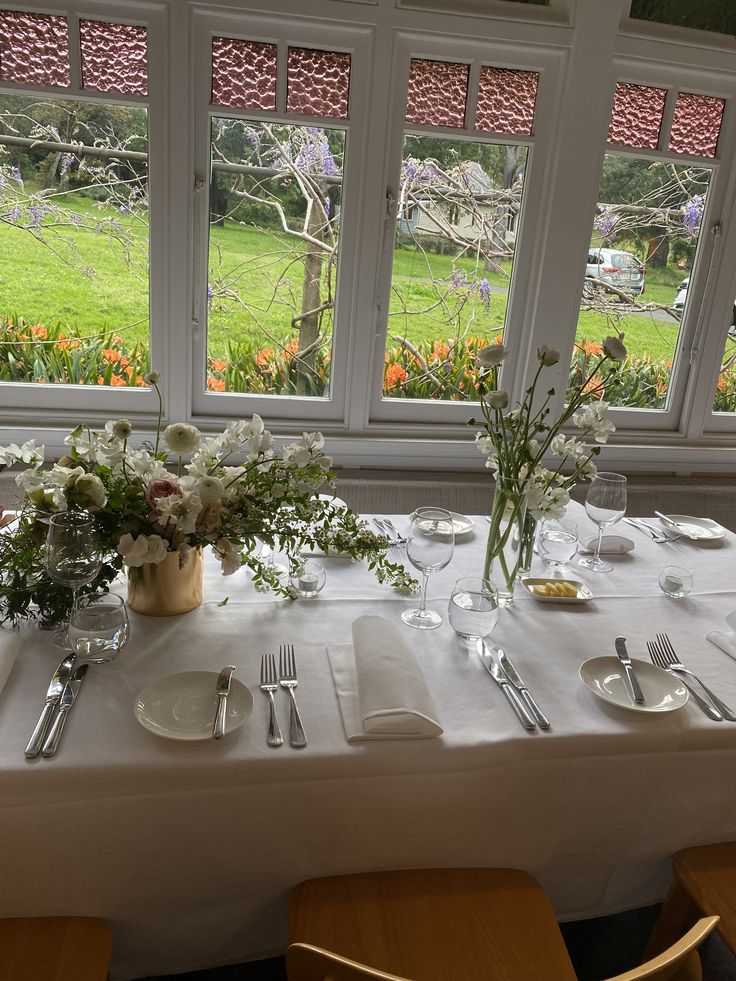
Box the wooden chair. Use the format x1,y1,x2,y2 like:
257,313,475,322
0,916,112,980
646,841,736,960
288,868,718,981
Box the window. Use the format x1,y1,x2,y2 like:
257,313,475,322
569,78,727,427
0,9,153,392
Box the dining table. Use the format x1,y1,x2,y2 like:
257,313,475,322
0,502,735,980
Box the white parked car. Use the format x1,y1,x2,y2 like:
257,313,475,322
674,276,736,335
586,248,646,296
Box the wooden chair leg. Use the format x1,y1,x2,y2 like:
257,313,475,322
644,880,701,960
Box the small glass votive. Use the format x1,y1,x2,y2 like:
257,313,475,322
659,565,694,598
68,593,129,662
289,560,326,599
448,577,499,643
538,517,578,568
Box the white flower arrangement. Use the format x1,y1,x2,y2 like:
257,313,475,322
0,383,413,624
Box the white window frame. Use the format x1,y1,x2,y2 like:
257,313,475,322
574,52,736,434
0,0,167,429
364,32,566,428
189,8,373,427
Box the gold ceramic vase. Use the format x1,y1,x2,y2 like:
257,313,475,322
127,548,204,616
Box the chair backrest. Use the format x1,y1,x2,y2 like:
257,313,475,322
603,917,719,981
287,944,412,981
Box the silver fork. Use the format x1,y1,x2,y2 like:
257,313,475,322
279,644,307,749
623,517,672,545
647,641,722,721
655,633,736,721
259,653,283,747
380,517,408,549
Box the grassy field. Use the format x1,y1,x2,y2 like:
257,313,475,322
0,192,686,363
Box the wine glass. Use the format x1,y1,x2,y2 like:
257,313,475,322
577,473,627,573
45,511,101,647
401,507,454,629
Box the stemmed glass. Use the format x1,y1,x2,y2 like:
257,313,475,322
577,473,627,573
401,507,455,629
45,511,101,647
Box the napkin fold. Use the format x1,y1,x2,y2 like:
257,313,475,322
0,628,22,696
326,615,443,741
579,534,635,555
707,611,736,662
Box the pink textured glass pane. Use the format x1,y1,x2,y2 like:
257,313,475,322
475,67,538,136
607,82,666,149
405,58,469,128
211,37,277,111
287,47,350,119
0,10,69,87
669,92,724,158
79,20,147,96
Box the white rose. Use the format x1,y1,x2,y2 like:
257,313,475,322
69,473,107,509
486,389,509,410
117,533,169,567
214,538,242,576
477,343,508,368
144,370,160,385
197,476,224,503
164,423,201,454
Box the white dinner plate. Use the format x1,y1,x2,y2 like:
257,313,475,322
411,511,475,538
579,656,688,713
658,514,726,541
135,671,253,741
520,577,593,604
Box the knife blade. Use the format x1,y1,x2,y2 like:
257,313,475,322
25,652,77,759
212,665,236,739
498,649,550,729
41,663,89,758
477,640,535,730
615,636,645,704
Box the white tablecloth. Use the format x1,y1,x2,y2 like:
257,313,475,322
1,505,735,979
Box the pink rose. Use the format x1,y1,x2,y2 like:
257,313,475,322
147,478,182,509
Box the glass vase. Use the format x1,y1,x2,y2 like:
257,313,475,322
483,476,527,606
518,512,537,578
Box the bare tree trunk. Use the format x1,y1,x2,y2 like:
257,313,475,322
646,231,669,268
296,202,325,395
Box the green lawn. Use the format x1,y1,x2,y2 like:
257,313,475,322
0,195,687,363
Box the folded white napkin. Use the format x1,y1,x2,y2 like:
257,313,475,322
326,615,443,741
0,628,22,696
707,611,736,662
579,534,635,555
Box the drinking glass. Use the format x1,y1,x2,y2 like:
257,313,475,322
577,473,627,573
538,518,578,568
69,593,130,662
448,577,499,642
401,507,454,629
289,560,326,599
659,565,694,598
45,511,101,647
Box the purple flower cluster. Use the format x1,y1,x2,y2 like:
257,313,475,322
448,269,466,290
479,278,492,310
245,127,260,151
207,283,214,306
683,195,703,235
10,166,22,185
28,203,46,228
60,153,75,171
594,208,617,239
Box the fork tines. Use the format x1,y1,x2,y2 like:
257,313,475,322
279,643,296,680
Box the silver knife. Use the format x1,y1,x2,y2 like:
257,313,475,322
498,649,550,729
477,640,535,730
615,636,645,704
25,652,77,759
212,665,236,739
41,663,89,758
654,511,698,540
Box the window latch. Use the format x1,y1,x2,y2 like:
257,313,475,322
385,188,395,219
194,174,206,191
